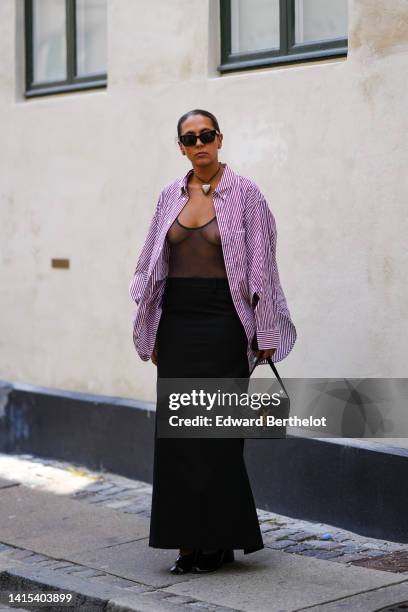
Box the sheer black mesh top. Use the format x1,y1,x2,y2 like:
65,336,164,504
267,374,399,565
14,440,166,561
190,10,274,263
166,213,227,278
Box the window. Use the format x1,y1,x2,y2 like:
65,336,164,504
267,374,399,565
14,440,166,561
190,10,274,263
219,0,348,73
25,0,107,97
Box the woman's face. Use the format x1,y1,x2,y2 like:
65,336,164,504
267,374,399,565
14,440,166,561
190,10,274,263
178,114,223,167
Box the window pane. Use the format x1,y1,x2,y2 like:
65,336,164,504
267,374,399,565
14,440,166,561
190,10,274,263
32,0,67,83
230,0,280,54
295,0,348,44
76,0,107,76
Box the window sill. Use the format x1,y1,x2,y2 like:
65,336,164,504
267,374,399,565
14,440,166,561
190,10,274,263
24,79,107,99
218,47,348,74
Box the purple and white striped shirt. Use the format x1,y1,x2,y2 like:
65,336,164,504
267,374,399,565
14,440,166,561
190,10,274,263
129,163,297,371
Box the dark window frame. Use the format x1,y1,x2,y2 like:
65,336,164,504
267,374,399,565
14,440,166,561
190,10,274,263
24,0,107,98
219,0,348,73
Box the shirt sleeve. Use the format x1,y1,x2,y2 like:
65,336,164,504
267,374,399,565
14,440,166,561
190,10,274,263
245,186,281,351
129,190,164,305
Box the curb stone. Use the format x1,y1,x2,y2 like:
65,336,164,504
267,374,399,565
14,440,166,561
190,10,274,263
0,557,236,612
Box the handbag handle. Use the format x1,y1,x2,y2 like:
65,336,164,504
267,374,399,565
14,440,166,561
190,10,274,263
250,355,290,399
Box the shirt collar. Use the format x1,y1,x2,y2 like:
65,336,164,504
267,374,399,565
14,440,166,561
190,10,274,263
178,162,234,199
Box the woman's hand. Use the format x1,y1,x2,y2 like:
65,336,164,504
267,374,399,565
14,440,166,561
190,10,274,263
256,348,276,361
151,340,158,366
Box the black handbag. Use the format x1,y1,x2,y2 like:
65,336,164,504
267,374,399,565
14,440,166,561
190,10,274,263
249,355,290,438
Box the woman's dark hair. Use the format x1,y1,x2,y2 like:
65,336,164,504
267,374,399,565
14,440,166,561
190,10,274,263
177,109,220,139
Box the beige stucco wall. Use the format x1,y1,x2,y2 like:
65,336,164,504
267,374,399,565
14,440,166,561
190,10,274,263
1,0,407,403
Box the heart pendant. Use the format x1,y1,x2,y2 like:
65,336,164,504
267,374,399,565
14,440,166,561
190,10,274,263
202,184,211,195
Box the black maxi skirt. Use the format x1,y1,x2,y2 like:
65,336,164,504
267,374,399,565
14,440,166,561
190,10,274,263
149,276,264,554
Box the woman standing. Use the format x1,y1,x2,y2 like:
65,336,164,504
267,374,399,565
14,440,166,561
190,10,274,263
129,109,297,574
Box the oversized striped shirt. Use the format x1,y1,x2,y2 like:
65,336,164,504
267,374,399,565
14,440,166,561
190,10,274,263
129,163,297,371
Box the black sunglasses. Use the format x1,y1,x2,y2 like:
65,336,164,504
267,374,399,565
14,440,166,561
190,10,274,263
179,129,219,147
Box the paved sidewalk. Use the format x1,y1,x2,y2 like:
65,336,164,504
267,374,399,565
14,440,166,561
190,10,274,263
0,453,408,611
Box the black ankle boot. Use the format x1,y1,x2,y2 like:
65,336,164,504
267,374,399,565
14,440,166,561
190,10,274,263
223,549,235,563
192,549,234,573
170,550,197,575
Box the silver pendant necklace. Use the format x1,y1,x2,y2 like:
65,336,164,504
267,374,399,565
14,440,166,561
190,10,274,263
194,163,222,195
